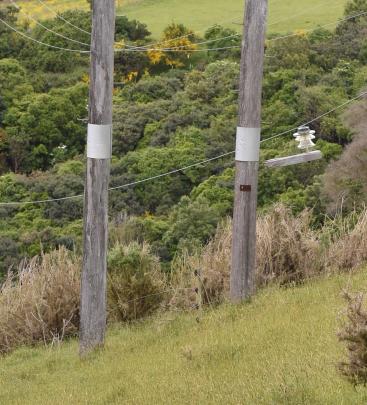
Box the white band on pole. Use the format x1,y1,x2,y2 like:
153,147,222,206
87,124,112,159
235,127,261,162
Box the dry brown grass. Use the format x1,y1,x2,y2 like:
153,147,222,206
0,247,80,354
256,205,322,286
0,242,168,354
171,204,367,308
171,205,321,307
4,204,367,354
326,209,367,271
169,219,231,309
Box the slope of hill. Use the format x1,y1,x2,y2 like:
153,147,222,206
1,270,367,404
13,0,349,37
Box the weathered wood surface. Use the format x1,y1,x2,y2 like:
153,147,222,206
80,0,115,356
230,0,268,302
265,151,323,168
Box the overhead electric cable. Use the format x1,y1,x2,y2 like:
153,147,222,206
0,16,90,53
4,4,365,54
123,33,240,51
268,10,367,43
125,9,367,53
0,17,238,53
121,9,367,53
36,0,90,35
9,0,90,47
262,90,367,144
126,12,245,51
1,91,366,206
116,44,241,53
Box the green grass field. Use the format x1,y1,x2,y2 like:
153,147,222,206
2,270,367,404
13,0,349,37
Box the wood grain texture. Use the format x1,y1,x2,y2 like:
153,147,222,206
265,151,323,168
230,0,268,303
80,0,115,356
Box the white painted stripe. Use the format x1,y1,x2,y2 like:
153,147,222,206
87,124,112,159
235,127,261,162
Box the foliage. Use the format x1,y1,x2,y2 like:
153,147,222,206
203,24,240,61
322,99,367,213
3,83,87,172
1,0,367,274
147,23,197,69
107,242,166,322
338,290,367,386
115,15,151,42
19,10,90,73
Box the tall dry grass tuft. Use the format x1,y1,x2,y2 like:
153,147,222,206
171,204,322,307
169,219,231,309
326,209,367,271
256,204,321,286
0,247,80,354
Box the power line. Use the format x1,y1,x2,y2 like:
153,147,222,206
3,8,366,55
268,10,367,43
36,0,90,36
122,4,365,52
0,19,239,54
9,0,90,47
0,18,240,54
0,16,238,54
0,16,90,53
1,91,365,207
124,0,284,50
123,9,367,53
5,1,364,55
125,13,244,51
124,33,240,52
261,90,367,144
117,44,241,53
9,3,240,50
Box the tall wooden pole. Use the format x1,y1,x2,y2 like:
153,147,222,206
80,0,115,355
230,0,268,302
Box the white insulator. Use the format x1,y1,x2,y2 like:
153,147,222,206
293,126,317,151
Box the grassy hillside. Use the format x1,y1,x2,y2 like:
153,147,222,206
14,0,349,37
2,270,367,404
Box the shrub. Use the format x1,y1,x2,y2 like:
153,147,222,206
322,98,367,214
0,247,80,354
107,242,166,322
338,291,367,385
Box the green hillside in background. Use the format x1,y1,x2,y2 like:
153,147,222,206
13,0,348,37
1,270,367,404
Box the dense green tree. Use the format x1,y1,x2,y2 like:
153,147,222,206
3,83,87,172
203,24,241,61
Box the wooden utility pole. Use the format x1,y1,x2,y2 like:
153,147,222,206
80,0,115,355
230,0,268,302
